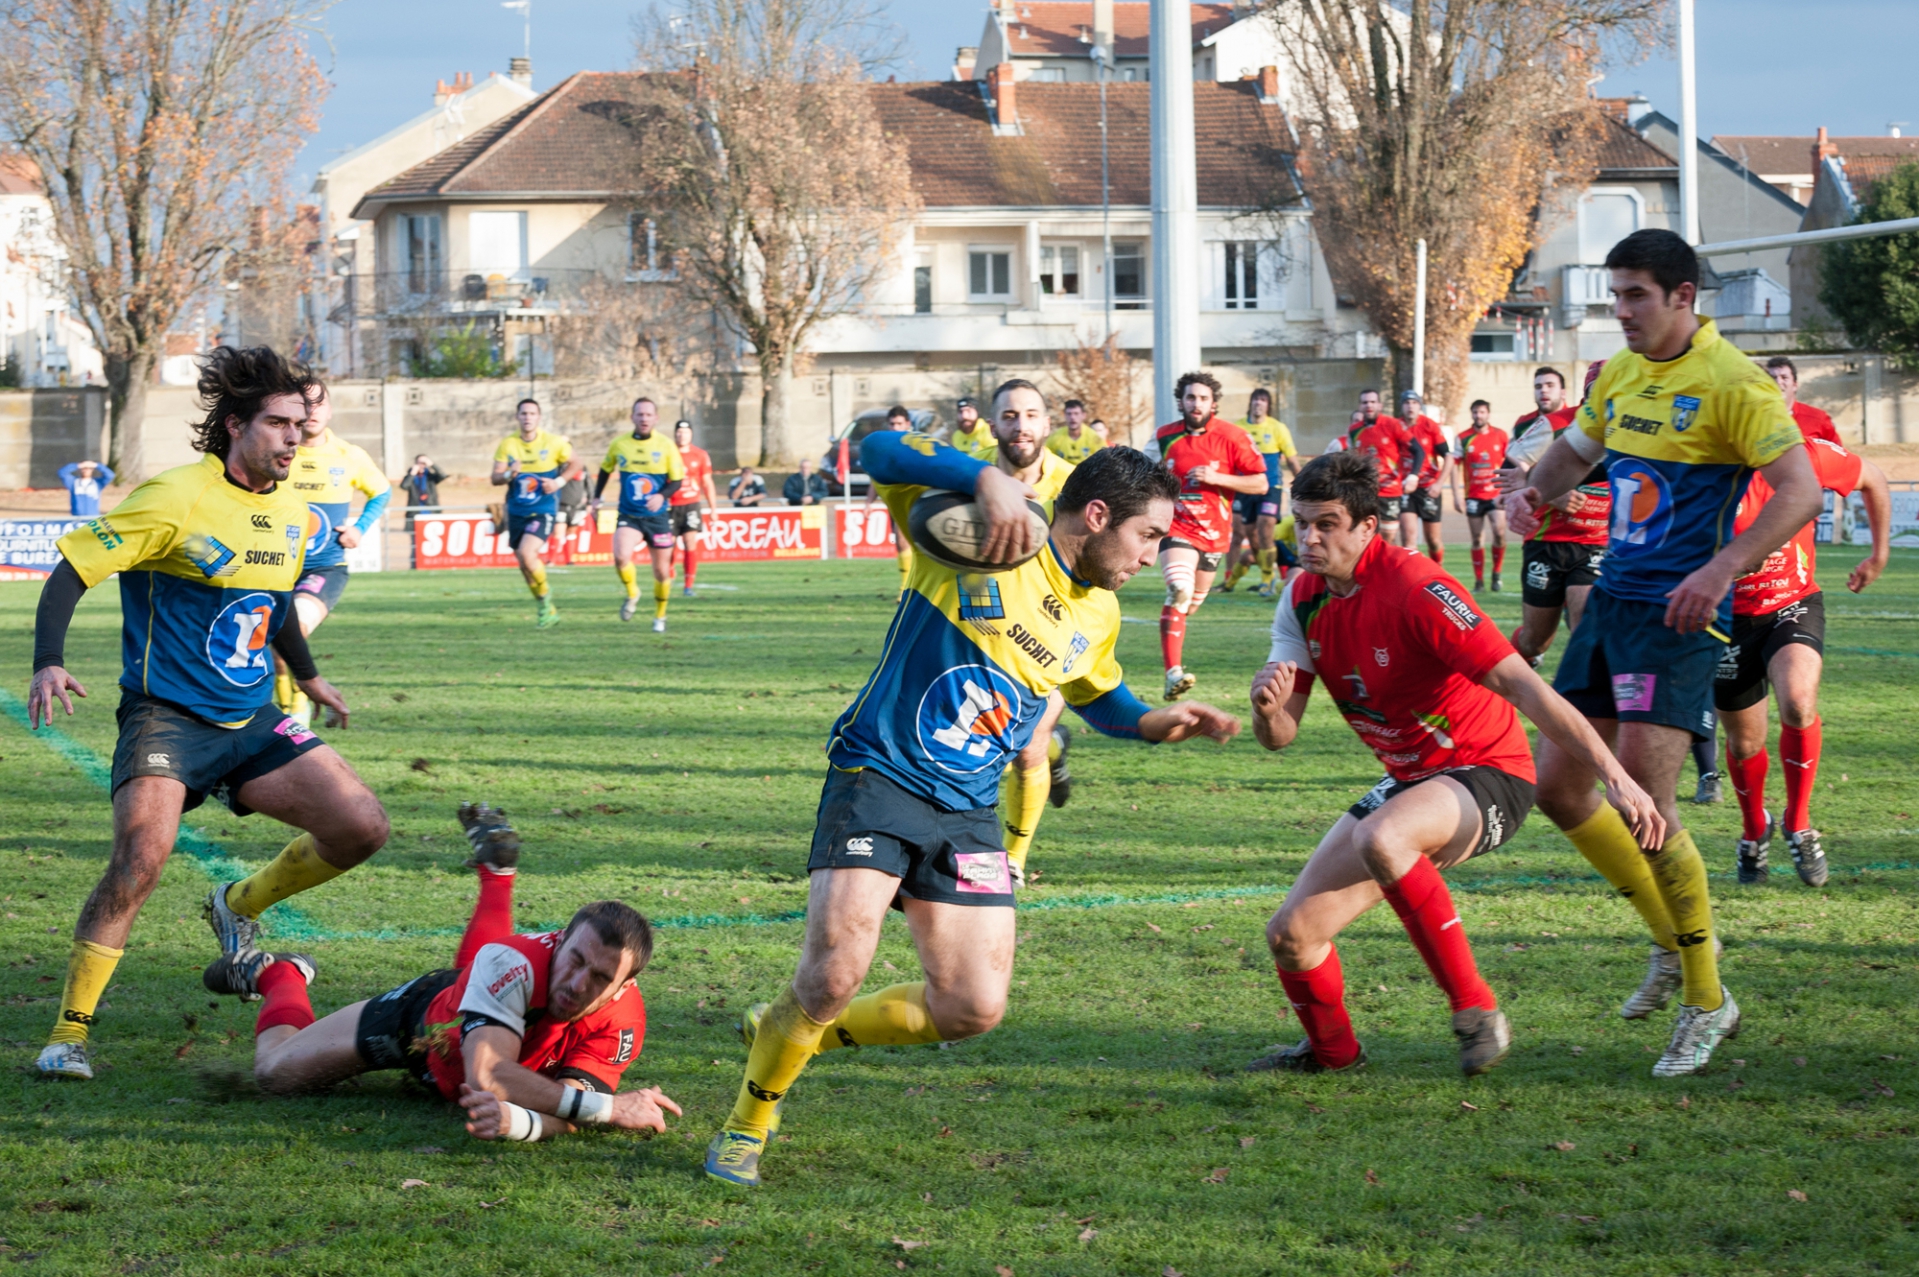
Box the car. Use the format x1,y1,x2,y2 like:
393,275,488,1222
820,408,937,498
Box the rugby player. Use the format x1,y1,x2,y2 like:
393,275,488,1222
1248,451,1660,1076
1154,371,1269,700
1396,390,1450,563
26,346,390,1080
1766,357,1841,445
592,397,684,631
1334,390,1423,548
1509,229,1822,1076
670,420,720,597
1501,366,1608,666
216,805,681,1143
1045,398,1105,464
947,396,995,460
705,418,1241,1187
1718,435,1890,886
490,398,581,628
1221,389,1301,599
275,381,391,728
1450,399,1509,591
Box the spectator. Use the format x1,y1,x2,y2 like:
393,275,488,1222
784,457,831,505
402,454,446,528
57,460,114,517
729,465,768,507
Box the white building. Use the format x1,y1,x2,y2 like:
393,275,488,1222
0,156,103,388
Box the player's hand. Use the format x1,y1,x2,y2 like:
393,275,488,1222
1188,462,1216,486
1495,467,1526,496
1505,487,1544,539
299,676,348,728
1139,702,1241,744
539,477,563,495
1849,551,1889,594
1249,661,1296,722
458,1083,508,1140
337,526,362,550
27,666,86,730
609,1086,683,1135
972,465,1042,566
1600,767,1667,850
1662,564,1734,634
1451,494,1463,514
1403,476,1419,495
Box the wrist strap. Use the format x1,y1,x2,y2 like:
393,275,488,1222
560,1086,613,1124
502,1102,541,1142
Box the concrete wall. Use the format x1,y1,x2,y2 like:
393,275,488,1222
0,388,109,489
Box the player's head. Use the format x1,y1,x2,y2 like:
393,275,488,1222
1469,399,1491,426
631,397,657,435
190,344,314,482
1248,388,1272,421
1054,446,1179,590
1088,417,1107,439
1606,229,1698,355
1063,397,1087,429
1765,355,1799,401
673,418,693,446
301,378,332,443
955,396,978,428
1175,371,1221,427
1399,389,1422,416
550,900,654,1022
1532,366,1565,411
886,405,911,430
1357,388,1381,422
1289,450,1380,577
516,398,542,434
991,378,1049,468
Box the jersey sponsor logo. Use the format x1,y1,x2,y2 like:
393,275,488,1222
1005,624,1059,670
1339,669,1371,701
1483,803,1506,849
250,513,274,531
1415,711,1456,750
1526,558,1551,590
146,752,171,767
304,505,334,555
845,836,874,854
1040,593,1063,622
243,548,289,566
1616,414,1663,436
1422,581,1481,631
486,960,532,998
87,518,123,550
1607,459,1674,554
182,534,239,579
274,717,316,745
292,480,327,491
206,592,278,686
918,665,1022,774
615,1027,636,1063
1671,394,1702,433
952,850,1011,894
1611,672,1657,715
1060,631,1089,676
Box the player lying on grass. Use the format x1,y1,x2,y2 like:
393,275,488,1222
1247,451,1663,1077
207,804,681,1143
705,412,1242,1187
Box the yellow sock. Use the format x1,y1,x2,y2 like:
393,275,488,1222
1223,559,1248,588
1562,805,1677,950
225,833,346,920
726,986,829,1138
816,983,941,1055
897,548,913,594
1257,547,1277,583
273,672,293,711
48,939,123,1046
616,563,639,600
527,565,548,600
1000,759,1049,876
1646,828,1722,1009
653,577,671,620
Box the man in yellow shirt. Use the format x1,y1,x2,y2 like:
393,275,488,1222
592,397,685,631
1044,398,1105,464
1222,388,1300,598
946,396,995,460
491,399,581,628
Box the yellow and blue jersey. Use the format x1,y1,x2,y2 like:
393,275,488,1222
1242,416,1296,488
947,422,997,461
57,455,311,727
599,431,685,519
1578,318,1801,625
287,431,389,570
1044,427,1103,465
828,431,1151,812
494,431,573,517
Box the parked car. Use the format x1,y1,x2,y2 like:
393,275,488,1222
820,407,936,497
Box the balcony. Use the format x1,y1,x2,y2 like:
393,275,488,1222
340,269,639,322
1562,265,1612,309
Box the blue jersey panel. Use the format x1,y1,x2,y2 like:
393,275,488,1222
119,570,292,722
1603,453,1754,625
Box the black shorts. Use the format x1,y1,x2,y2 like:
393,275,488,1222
617,512,676,549
1554,589,1723,739
505,512,556,549
1406,490,1444,524
293,563,350,612
110,689,324,817
1256,495,1283,521
806,767,1015,906
1158,538,1223,573
1233,492,1264,525
1348,766,1536,858
1714,593,1826,712
669,505,703,537
1465,497,1502,519
355,968,459,1083
1521,540,1605,608
1377,496,1403,522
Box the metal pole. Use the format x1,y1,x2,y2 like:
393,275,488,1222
1678,0,1699,244
1694,215,1919,256
1100,47,1112,348
1149,0,1201,423
1412,238,1427,398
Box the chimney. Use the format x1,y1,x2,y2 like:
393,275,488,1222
954,45,978,81
1256,64,1278,105
434,78,452,106
987,62,1019,135
509,56,532,88
1812,125,1839,176
1092,0,1114,61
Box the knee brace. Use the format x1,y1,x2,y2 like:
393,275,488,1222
1162,561,1195,612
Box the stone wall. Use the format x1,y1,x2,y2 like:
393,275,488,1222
0,388,108,490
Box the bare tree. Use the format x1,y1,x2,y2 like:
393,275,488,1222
226,202,322,359
1051,333,1147,448
632,0,918,465
0,0,326,479
1267,0,1663,416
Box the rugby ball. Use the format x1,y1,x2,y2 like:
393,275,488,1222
906,488,1052,574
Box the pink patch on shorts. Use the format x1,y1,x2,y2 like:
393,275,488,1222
648,531,676,549
1611,673,1657,715
275,717,317,745
952,851,1011,894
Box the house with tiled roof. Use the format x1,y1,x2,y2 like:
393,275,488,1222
1791,128,1919,328
0,154,102,387
1709,130,1919,206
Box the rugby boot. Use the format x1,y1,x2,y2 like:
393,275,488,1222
1243,1039,1368,1074
1787,828,1830,888
1047,723,1073,808
1255,579,1280,601
620,596,639,622
1620,936,1722,1019
1693,771,1723,805
682,585,696,599
1652,988,1741,1078
1735,814,1776,885
1452,1006,1512,1076
1490,573,1503,593
704,1129,766,1187
204,951,315,1000
204,882,262,961
36,1042,93,1080
1163,666,1195,701
652,617,667,634
458,803,521,872
536,597,561,628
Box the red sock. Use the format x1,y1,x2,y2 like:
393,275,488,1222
254,960,315,1034
1780,718,1821,832
1492,544,1506,575
1471,547,1485,582
456,868,517,969
1379,857,1495,1013
682,543,699,588
1159,605,1186,671
1276,946,1362,1068
1431,545,1444,566
1725,746,1771,840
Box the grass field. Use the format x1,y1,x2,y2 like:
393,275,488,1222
3,547,1918,1276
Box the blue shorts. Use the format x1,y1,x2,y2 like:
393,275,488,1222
617,512,676,549
1552,589,1723,739
110,689,324,816
294,563,350,611
806,767,1015,907
1233,491,1263,525
506,512,556,549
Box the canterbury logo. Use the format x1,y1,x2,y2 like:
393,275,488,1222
1040,594,1063,622
62,1010,95,1026
845,837,874,853
835,1027,857,1048
745,1080,785,1102
250,514,274,530
1675,930,1710,948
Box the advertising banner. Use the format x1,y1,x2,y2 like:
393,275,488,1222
413,508,824,569
833,504,898,559
0,518,85,581
697,506,823,561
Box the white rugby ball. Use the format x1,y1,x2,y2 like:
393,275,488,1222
906,489,1051,574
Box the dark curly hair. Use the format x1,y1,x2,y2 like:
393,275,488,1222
1173,369,1222,405
191,345,317,460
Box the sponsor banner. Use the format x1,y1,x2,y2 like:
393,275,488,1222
833,504,899,559
699,507,823,561
1837,490,1919,548
413,508,823,569
0,518,86,581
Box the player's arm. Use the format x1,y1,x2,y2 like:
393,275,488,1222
1249,661,1312,751
1480,654,1665,848
1506,428,1603,537
1664,444,1821,634
1448,454,1464,512
490,448,515,486
28,558,90,729
459,1027,682,1141
338,469,392,551
1848,457,1892,594
701,467,720,511
861,430,1039,565
272,618,349,727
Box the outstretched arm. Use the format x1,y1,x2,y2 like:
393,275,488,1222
1848,458,1892,593
861,431,1039,565
1663,444,1821,633
462,1026,681,1141
1505,430,1604,536
28,557,90,729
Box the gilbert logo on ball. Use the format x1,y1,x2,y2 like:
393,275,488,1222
907,489,1051,573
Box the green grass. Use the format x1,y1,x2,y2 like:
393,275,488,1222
3,549,1918,1276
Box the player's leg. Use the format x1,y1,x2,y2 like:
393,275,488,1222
1769,639,1829,886
900,895,1017,1039
454,802,522,967
612,524,644,622
1221,511,1250,591
514,519,558,626
1422,516,1444,565
1563,582,1593,633
1513,544,1566,664
1001,691,1067,885
1253,816,1377,1071
677,508,703,596
1253,510,1280,595
1690,720,1722,805
1158,541,1201,700
1398,507,1418,549
1720,696,1775,882
282,590,332,728
1467,513,1487,589
648,537,675,633
251,984,366,1094
1488,509,1507,591
892,526,912,600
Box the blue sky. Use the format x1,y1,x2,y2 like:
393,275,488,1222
303,0,1919,186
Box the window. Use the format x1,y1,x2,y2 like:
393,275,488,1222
1112,241,1145,308
1223,242,1259,309
913,264,932,313
1029,66,1065,82
1470,332,1517,360
468,210,527,279
1578,189,1641,264
1039,244,1079,296
969,249,1012,298
404,214,442,295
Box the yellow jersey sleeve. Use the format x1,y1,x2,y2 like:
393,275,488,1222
665,443,686,482
350,445,390,497
494,437,517,465
1059,600,1125,707
552,436,573,468
1271,422,1298,456
1720,371,1801,469
57,468,195,588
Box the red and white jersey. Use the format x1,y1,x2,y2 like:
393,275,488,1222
1342,415,1420,497
421,931,648,1099
1155,417,1265,554
672,444,713,507
1791,401,1840,446
1509,405,1608,544
1408,414,1448,486
1268,536,1534,784
1455,426,1509,500
1731,436,1864,617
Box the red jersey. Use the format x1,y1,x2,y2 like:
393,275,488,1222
672,444,713,507
1407,414,1449,485
1791,401,1840,445
1155,417,1265,554
420,932,648,1099
1455,425,1509,500
1340,415,1420,497
1268,537,1534,783
1731,436,1863,616
1510,405,1608,545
